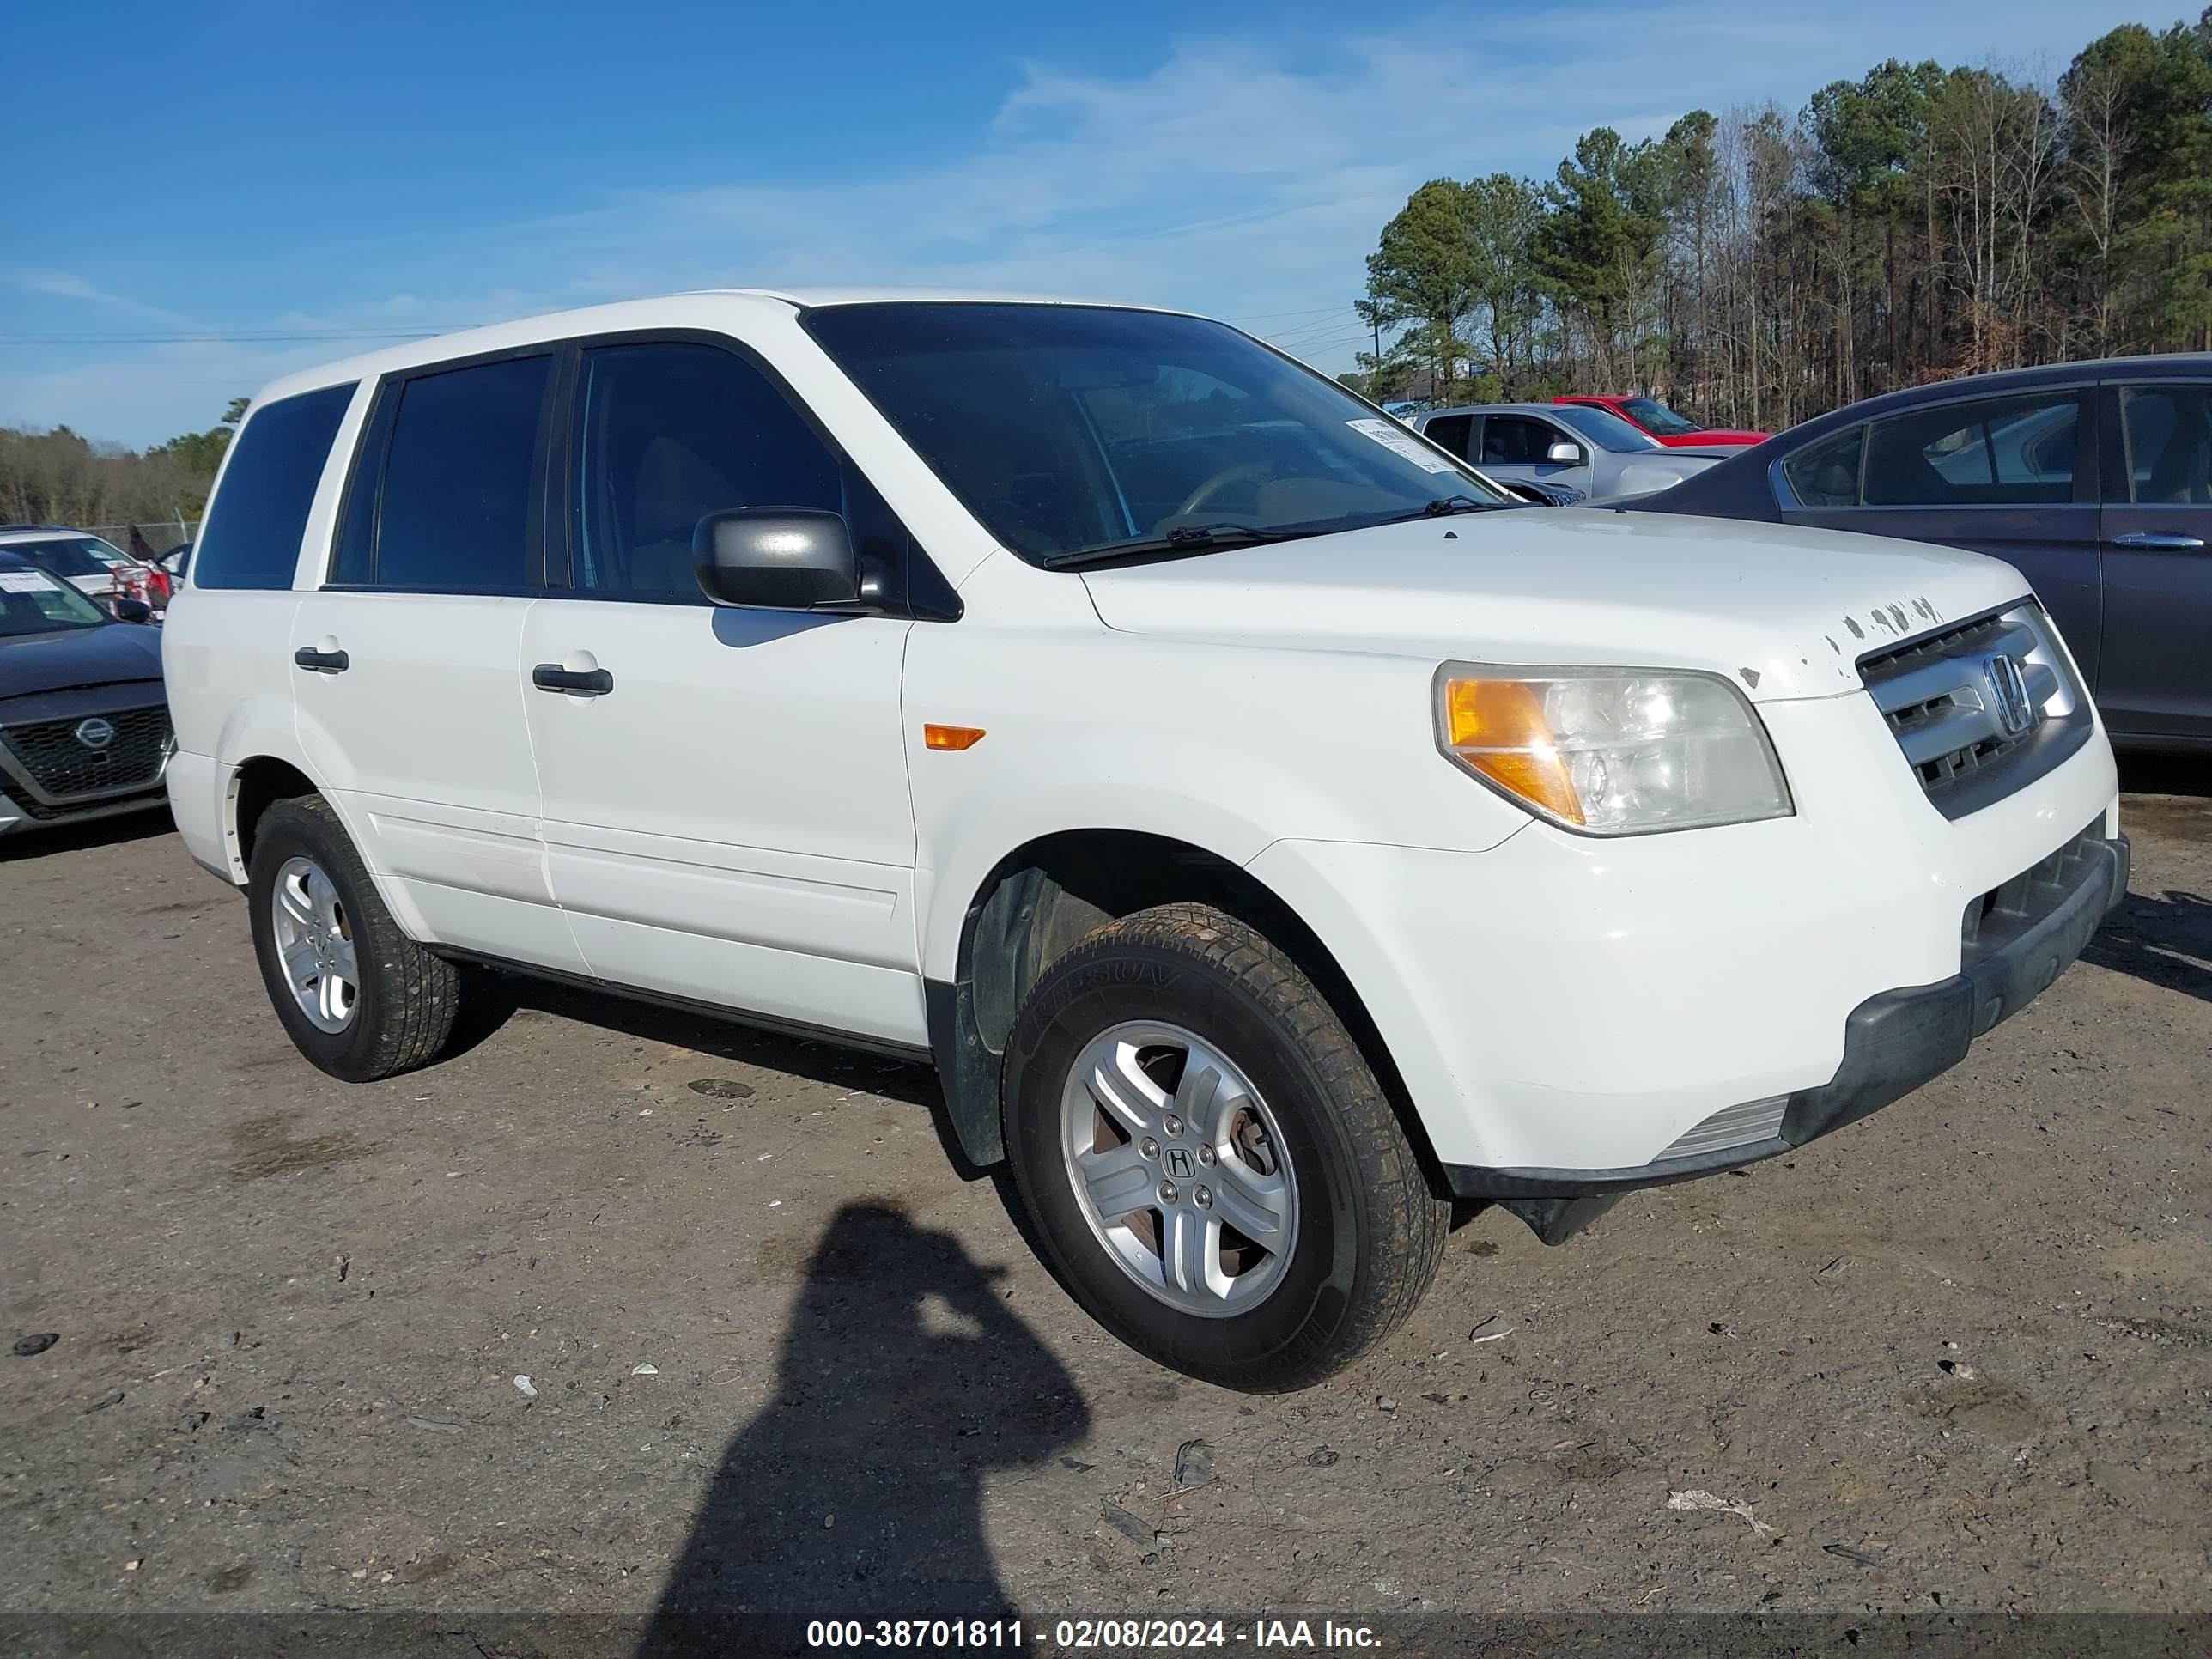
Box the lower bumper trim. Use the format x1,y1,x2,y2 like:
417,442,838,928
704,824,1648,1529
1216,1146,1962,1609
1447,828,2130,1208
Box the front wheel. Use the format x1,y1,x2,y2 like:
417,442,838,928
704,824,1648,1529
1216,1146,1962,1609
1001,903,1448,1390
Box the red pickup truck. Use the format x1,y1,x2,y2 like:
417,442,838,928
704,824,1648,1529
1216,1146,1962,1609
1553,394,1767,448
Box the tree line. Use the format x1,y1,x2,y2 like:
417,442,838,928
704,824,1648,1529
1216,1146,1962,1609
0,400,242,539
1351,10,2212,430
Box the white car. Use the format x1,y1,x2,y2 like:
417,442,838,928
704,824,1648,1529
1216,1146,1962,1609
162,290,2126,1389
0,526,144,602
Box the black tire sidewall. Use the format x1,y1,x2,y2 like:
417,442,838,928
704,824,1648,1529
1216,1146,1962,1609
246,802,393,1081
1004,937,1382,1389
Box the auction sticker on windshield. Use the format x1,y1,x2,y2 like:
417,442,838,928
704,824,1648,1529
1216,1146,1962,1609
0,572,59,592
1346,416,1459,473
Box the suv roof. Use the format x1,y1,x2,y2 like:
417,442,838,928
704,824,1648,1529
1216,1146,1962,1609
244,289,1197,419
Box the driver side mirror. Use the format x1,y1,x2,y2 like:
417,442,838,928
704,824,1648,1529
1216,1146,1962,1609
1546,440,1587,466
693,509,862,611
112,597,154,624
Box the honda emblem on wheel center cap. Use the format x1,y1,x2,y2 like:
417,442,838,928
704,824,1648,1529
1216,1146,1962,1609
73,716,115,750
1164,1146,1195,1180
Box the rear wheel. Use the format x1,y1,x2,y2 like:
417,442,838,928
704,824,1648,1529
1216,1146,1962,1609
1002,903,1447,1390
246,795,464,1081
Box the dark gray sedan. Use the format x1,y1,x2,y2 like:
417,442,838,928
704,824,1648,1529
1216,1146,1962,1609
0,550,169,836
1636,357,2212,750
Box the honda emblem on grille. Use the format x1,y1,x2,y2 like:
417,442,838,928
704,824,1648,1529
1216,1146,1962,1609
72,717,115,750
1983,654,2033,738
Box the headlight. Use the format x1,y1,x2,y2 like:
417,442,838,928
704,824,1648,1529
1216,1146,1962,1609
1432,665,1792,835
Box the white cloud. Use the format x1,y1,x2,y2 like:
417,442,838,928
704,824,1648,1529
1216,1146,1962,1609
1,0,2155,444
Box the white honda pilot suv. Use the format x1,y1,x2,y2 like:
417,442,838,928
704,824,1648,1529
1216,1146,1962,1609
164,291,2126,1389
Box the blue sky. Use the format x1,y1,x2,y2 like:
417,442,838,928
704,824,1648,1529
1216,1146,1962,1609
4,0,2169,446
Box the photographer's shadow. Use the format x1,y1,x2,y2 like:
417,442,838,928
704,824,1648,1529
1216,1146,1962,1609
641,1202,1090,1655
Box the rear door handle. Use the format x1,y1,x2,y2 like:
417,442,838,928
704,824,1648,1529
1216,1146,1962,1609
2112,531,2205,550
532,663,614,696
293,646,349,673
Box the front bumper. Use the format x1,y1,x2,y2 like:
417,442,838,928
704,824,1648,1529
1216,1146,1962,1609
1445,822,2129,1202
0,782,170,836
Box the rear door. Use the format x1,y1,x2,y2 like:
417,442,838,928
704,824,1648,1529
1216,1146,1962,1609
289,349,583,971
2096,380,2212,741
1779,386,2103,682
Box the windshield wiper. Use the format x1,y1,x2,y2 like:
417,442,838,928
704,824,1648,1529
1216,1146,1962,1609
1037,522,1316,569
1340,494,1504,533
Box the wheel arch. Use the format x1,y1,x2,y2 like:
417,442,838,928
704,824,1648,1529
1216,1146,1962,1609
224,755,322,883
926,828,1443,1195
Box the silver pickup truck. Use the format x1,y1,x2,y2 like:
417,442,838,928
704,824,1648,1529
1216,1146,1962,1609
1416,401,1735,502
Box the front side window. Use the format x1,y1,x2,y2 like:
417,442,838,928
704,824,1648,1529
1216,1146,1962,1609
1548,404,1654,453
1863,392,2078,507
369,356,550,590
2118,386,2212,504
194,382,356,590
804,303,1506,565
572,343,842,596
1617,398,1703,437
0,567,109,635
1483,416,1567,465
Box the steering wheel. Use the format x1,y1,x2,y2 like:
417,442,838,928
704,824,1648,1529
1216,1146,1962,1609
1176,463,1272,519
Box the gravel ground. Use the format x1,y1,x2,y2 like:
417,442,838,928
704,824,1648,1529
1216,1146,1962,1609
1,768,2207,1647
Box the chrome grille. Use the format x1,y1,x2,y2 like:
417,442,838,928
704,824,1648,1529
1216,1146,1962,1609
1859,605,2090,819
0,705,171,800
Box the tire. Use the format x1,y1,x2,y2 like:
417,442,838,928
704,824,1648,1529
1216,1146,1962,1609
1001,902,1448,1391
246,794,463,1082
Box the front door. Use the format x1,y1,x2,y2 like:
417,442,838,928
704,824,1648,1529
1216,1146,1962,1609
2097,380,2212,742
290,349,583,972
1474,413,1593,496
520,337,924,1046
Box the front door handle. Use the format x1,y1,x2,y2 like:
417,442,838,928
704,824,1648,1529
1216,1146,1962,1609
2112,531,2205,550
293,646,349,673
532,663,614,696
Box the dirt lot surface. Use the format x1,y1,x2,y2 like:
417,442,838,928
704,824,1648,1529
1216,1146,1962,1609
3,768,2209,1650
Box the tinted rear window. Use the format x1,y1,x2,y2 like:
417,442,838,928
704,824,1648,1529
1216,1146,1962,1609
1863,392,2077,507
3,536,123,578
1422,414,1473,460
193,383,356,590
371,356,550,590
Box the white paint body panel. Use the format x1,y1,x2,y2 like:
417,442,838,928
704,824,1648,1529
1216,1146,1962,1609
518,599,926,1046
164,288,2123,1176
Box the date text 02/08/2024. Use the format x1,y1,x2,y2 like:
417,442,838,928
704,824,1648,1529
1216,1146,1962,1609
805,1619,1383,1650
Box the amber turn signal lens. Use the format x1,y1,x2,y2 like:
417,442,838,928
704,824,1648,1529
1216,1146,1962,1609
923,724,987,751
1438,678,1583,824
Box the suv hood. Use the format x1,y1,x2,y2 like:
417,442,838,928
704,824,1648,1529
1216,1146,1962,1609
1077,509,2030,702
0,621,163,701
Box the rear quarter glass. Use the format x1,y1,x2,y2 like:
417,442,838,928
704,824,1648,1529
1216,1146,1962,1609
194,383,356,590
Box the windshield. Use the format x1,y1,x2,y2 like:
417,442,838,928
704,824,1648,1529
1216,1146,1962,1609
1620,397,1703,437
0,567,109,635
4,535,130,579
804,303,1509,563
1548,404,1660,453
